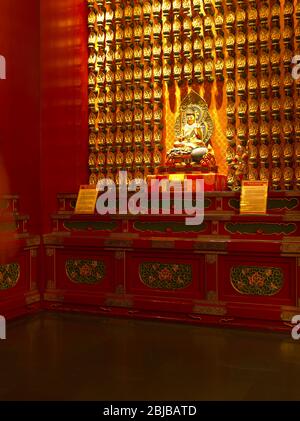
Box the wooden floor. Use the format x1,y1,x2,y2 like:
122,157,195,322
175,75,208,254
0,312,299,400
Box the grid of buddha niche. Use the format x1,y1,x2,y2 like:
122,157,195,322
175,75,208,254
87,0,164,185
87,0,300,190
225,0,300,190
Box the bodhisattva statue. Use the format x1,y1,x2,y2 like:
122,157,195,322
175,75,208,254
166,92,217,172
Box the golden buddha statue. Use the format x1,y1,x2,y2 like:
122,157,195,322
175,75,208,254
166,91,216,172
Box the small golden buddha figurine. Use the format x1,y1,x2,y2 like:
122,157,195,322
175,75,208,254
166,91,216,171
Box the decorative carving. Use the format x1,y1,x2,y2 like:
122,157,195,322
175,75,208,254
115,251,124,260
25,293,40,305
225,222,296,236
229,198,299,211
104,240,133,248
281,243,300,253
0,263,20,290
151,240,175,249
64,221,118,231
105,298,133,308
30,249,37,258
46,248,54,257
0,199,9,210
65,259,105,284
206,290,218,301
134,221,207,233
139,262,192,290
194,241,227,251
193,305,227,316
26,236,41,247
268,198,299,210
47,279,55,289
206,254,217,264
44,292,64,302
231,266,283,296
228,199,240,210
281,311,300,322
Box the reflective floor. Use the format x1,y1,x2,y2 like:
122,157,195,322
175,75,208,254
0,312,299,400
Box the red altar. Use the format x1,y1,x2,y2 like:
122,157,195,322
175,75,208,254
40,191,300,332
0,196,40,318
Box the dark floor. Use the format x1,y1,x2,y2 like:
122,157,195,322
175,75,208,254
0,312,299,400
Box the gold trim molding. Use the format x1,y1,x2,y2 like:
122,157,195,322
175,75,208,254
193,305,227,316
105,297,133,308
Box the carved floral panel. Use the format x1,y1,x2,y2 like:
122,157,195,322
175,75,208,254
0,263,20,290
139,262,192,290
231,266,283,296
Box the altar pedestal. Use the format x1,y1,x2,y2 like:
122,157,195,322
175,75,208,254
42,191,300,332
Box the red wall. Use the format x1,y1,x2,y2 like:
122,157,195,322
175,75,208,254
0,0,89,233
0,0,40,233
40,0,89,231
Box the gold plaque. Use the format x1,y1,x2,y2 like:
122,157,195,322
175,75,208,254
74,185,98,215
240,181,268,215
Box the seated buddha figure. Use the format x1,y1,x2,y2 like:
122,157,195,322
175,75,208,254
166,94,216,172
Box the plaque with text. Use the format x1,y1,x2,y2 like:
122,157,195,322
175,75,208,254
240,181,268,215
74,185,98,215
